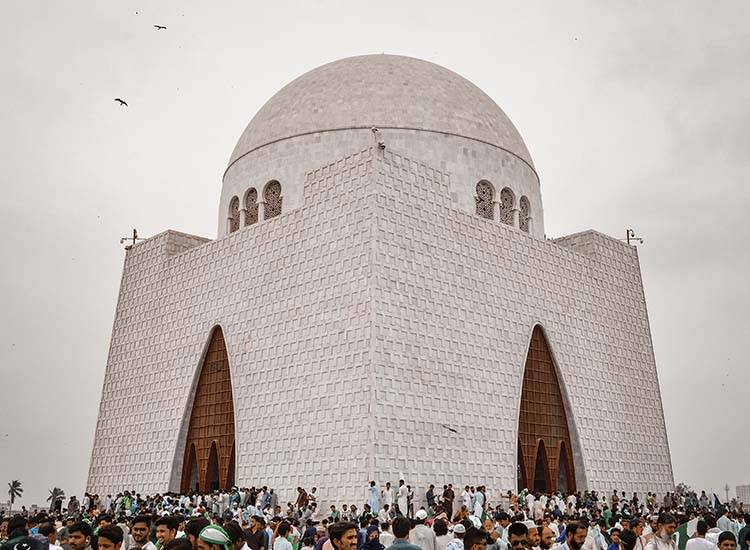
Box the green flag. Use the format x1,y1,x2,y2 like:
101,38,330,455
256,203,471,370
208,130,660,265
673,518,699,550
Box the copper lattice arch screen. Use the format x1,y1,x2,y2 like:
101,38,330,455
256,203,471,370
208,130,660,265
517,326,576,493
181,327,236,493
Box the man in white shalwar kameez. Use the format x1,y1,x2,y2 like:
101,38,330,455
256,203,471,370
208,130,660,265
397,480,409,517
462,487,472,511
368,482,380,514
383,483,395,509
474,489,485,519
527,493,536,515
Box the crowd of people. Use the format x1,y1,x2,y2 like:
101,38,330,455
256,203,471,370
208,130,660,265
2,485,748,550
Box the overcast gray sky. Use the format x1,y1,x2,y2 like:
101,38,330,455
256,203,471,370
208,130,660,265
1,1,748,507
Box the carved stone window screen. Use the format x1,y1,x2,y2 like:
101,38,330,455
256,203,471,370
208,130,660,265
244,188,259,226
475,180,494,220
264,181,282,219
228,196,240,233
519,195,531,233
500,187,515,226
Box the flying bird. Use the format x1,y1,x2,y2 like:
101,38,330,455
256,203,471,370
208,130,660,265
114,98,128,107
441,424,458,434
154,25,167,30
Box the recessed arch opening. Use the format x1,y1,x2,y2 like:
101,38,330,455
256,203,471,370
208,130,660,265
179,326,236,493
263,180,282,219
533,439,551,492
181,443,199,493
206,441,220,491
516,325,580,493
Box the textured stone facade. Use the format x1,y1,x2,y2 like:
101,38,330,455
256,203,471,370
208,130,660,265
88,145,673,505
89,54,673,505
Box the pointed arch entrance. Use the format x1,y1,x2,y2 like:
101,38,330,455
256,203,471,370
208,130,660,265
517,326,577,492
206,442,220,491
180,326,236,493
184,443,199,492
533,440,550,492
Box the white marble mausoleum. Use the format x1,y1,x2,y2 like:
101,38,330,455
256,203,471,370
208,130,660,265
87,55,674,504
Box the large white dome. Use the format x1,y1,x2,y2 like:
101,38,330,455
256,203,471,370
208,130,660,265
220,54,543,239
227,54,535,173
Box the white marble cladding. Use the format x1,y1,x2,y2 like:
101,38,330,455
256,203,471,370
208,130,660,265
220,129,542,239
367,149,672,502
88,146,673,507
228,55,534,169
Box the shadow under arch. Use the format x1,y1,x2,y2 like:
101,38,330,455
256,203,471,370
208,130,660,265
181,443,199,493
533,439,551,492
515,323,587,492
557,440,573,493
206,441,220,491
169,325,237,493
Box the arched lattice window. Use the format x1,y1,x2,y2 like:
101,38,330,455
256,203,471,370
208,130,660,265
244,188,259,226
228,196,240,233
519,195,531,233
499,187,515,226
264,180,282,220
475,180,494,220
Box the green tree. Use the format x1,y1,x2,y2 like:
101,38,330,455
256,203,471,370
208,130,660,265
7,480,23,515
